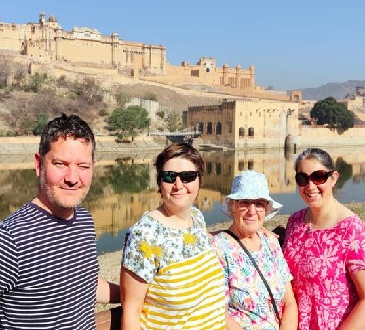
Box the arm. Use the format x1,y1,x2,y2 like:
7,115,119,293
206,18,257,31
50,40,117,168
338,269,365,330
0,227,18,293
120,266,149,330
226,312,243,330
279,281,298,330
96,277,120,303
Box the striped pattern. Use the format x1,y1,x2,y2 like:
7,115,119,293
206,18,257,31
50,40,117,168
0,203,99,329
141,250,226,329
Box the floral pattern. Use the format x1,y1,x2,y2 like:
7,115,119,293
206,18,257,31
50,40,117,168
283,208,365,330
210,231,292,329
122,206,211,283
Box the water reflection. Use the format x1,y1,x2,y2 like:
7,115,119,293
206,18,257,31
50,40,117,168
0,146,365,255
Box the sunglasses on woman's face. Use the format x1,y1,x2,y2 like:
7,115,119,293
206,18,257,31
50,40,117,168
295,170,334,187
160,171,199,184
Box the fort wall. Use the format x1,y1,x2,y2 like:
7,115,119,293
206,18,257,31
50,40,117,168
299,126,365,147
0,13,284,99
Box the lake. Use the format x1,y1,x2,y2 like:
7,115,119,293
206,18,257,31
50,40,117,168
0,145,364,255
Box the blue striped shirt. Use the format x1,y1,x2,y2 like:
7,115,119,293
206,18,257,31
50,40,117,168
0,203,99,329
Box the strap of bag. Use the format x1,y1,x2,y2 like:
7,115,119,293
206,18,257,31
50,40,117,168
224,230,281,325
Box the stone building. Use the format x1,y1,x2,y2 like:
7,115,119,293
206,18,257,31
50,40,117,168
164,56,255,91
1,13,270,95
184,98,299,149
0,12,166,76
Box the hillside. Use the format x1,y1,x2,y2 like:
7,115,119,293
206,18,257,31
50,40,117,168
298,80,365,100
107,82,233,111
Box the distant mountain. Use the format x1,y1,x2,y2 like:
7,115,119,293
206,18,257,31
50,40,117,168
297,80,365,100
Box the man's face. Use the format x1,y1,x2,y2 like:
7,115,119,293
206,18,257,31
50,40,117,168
35,136,94,219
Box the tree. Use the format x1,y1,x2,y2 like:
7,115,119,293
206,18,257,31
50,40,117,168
165,109,183,132
114,91,131,108
33,113,49,135
26,72,46,93
107,105,150,140
310,97,354,130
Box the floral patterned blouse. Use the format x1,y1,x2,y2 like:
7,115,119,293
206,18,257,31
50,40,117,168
210,231,292,330
122,206,211,282
283,208,365,330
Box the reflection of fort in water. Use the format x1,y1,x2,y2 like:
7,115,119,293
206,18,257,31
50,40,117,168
0,147,364,239
86,147,365,238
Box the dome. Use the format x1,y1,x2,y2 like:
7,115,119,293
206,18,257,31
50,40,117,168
48,15,58,23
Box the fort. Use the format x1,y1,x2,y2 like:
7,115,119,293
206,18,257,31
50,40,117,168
0,12,298,100
1,13,365,151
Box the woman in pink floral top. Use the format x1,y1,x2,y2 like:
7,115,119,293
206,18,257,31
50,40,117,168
283,147,365,330
211,170,298,330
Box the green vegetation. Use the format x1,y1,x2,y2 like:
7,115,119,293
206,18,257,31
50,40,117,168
32,113,49,135
310,97,354,130
115,91,131,108
0,56,160,139
142,92,158,102
107,105,150,141
165,108,183,132
26,73,47,93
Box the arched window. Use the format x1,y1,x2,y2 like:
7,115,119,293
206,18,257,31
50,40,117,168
215,163,221,175
206,122,212,134
197,122,203,133
248,160,254,170
206,162,212,174
248,127,254,137
238,161,245,171
216,122,222,135
239,127,245,137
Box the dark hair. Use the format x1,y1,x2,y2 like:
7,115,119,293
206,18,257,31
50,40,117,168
155,142,205,192
294,147,335,172
39,113,95,159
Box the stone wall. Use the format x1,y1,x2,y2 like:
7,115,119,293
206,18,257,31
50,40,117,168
299,126,365,148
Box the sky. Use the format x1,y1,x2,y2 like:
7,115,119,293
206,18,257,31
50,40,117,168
1,0,364,90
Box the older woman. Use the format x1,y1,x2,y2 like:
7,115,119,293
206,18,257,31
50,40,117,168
211,170,297,330
283,147,365,330
120,142,226,329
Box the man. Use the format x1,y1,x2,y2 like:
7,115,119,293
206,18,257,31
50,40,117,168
0,114,119,329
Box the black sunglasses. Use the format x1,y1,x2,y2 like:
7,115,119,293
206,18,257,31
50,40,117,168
295,170,334,187
160,171,200,184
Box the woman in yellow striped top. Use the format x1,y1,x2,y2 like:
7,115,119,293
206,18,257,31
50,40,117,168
120,142,226,330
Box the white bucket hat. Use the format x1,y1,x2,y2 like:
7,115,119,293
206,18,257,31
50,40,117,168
222,170,283,221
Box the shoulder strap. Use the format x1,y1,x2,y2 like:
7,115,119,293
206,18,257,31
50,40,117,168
224,230,281,325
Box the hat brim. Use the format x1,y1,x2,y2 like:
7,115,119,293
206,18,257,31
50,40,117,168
222,197,282,221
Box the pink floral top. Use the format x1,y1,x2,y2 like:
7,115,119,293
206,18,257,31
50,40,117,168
283,208,365,330
211,231,292,329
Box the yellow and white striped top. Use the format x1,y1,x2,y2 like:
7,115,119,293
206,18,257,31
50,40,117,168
123,208,226,329
141,249,226,329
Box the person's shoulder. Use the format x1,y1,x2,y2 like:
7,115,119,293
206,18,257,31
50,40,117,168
209,230,228,245
128,212,155,232
191,206,204,216
343,213,365,232
1,203,36,227
288,208,307,221
265,232,282,249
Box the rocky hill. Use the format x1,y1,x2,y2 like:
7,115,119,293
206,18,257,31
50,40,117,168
298,80,365,100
